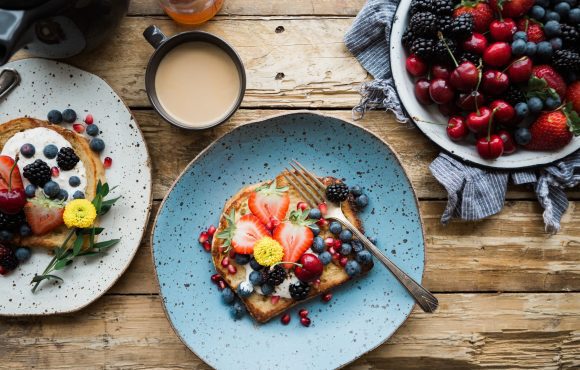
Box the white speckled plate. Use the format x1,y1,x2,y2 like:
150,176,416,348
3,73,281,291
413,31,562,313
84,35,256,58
0,58,151,316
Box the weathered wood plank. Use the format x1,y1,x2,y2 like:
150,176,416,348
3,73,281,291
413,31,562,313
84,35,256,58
110,200,580,294
1,294,578,369
130,0,366,16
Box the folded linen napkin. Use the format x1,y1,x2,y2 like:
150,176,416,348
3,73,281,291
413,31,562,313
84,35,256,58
344,0,580,233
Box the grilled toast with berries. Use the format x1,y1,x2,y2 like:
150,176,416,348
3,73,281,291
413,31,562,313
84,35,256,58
0,117,105,249
212,173,372,323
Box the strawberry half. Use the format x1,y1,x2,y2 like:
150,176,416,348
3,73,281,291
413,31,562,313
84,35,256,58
248,180,290,225
453,1,494,33
525,106,580,151
517,18,545,43
23,194,64,235
566,81,580,114
273,210,316,268
216,210,270,254
0,156,23,190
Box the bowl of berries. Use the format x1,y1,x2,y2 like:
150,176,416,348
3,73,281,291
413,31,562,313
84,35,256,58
391,0,580,168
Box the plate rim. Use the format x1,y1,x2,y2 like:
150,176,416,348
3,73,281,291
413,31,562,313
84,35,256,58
0,58,153,317
389,0,579,170
150,110,427,369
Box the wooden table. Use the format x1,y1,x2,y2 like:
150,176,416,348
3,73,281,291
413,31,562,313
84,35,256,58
3,1,580,368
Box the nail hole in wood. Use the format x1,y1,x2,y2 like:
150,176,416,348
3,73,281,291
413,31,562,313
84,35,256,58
275,72,285,80
275,26,285,33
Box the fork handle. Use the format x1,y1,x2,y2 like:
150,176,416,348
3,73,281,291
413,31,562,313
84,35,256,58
337,218,438,313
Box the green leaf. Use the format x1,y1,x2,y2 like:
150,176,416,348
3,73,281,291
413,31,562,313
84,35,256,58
54,258,73,270
31,274,63,283
92,194,103,213
76,251,102,257
102,196,121,207
72,235,84,256
528,76,548,91
93,239,120,250
80,227,104,235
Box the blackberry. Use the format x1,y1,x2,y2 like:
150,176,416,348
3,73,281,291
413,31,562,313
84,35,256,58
23,159,51,187
402,27,416,50
0,211,25,231
450,13,474,39
289,281,311,301
502,85,526,106
56,147,80,171
409,12,437,36
263,265,286,286
560,25,579,47
409,0,435,16
432,38,457,65
325,182,349,203
438,16,454,37
460,51,481,66
553,49,580,73
432,0,453,15
410,37,435,59
0,245,18,273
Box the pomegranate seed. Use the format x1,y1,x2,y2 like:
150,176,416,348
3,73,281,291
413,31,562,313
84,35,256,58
322,292,333,302
339,257,348,267
221,256,230,267
227,264,237,274
211,273,222,283
334,240,342,248
265,220,273,230
202,241,211,252
296,202,308,211
318,202,328,215
317,218,328,227
324,237,334,246
328,246,336,255
84,114,94,124
313,279,321,287
218,280,226,290
271,295,280,305
281,313,291,325
207,225,216,236
298,309,309,318
270,218,280,228
228,249,237,258
104,157,113,169
51,166,59,177
300,317,311,327
199,231,209,244
332,253,340,261
72,123,85,133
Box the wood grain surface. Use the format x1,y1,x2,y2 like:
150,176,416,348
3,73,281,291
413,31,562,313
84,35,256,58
3,1,579,369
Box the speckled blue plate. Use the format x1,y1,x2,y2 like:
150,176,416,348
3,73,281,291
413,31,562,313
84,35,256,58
152,112,425,370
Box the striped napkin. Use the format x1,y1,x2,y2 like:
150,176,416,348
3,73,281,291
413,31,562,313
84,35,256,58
344,0,579,233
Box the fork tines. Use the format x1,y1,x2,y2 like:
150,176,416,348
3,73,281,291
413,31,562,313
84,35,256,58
282,160,326,208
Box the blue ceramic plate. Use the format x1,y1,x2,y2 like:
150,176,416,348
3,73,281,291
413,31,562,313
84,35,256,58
152,112,425,370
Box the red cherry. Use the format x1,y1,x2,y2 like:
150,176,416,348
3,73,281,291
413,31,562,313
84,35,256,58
438,101,460,116
483,42,512,67
456,91,485,111
429,78,455,104
405,54,428,77
300,317,311,327
450,62,479,91
0,158,26,214
466,107,493,135
506,56,533,83
489,100,515,123
322,292,333,302
431,65,451,80
462,33,488,55
481,70,509,95
298,308,309,318
414,78,433,105
498,130,516,154
489,19,517,41
294,253,323,282
446,116,468,141
476,135,504,159
281,313,291,325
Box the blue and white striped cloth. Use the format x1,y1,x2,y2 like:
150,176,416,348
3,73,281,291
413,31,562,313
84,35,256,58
345,0,580,233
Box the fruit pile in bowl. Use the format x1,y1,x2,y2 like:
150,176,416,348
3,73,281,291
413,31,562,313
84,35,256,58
401,0,580,160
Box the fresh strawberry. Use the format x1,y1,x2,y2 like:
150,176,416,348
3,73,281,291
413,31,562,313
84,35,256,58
248,180,290,225
490,0,534,18
23,194,64,235
517,18,545,43
532,65,567,99
273,210,315,267
453,0,494,33
0,156,23,190
525,107,580,150
216,210,269,254
566,81,580,114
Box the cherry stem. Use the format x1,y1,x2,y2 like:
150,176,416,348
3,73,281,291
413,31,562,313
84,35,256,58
488,107,500,141
473,68,483,114
8,156,18,191
272,261,302,269
438,32,459,68
502,56,527,73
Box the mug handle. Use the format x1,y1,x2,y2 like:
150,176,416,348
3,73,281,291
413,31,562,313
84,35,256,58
143,25,167,49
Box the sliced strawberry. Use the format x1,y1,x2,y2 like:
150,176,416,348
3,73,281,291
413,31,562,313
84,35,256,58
23,195,64,235
273,210,315,268
0,156,23,190
248,180,290,225
216,210,270,254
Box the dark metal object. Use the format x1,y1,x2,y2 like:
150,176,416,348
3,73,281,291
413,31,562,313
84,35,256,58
0,68,20,99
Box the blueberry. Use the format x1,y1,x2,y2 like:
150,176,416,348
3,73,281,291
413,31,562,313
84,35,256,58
355,194,369,208
356,250,373,265
544,20,561,36
367,235,377,244
86,124,99,137
221,287,235,304
312,236,325,253
340,243,352,255
528,97,544,113
513,31,528,41
318,251,332,265
235,253,251,265
345,260,362,277
350,185,363,196
549,37,563,51
62,109,77,123
249,270,263,285
536,41,553,59
339,229,353,242
47,110,62,124
352,239,364,252
515,102,529,118
545,96,561,110
515,127,532,145
43,144,58,159
73,190,85,199
19,224,31,237
531,5,546,19
260,283,274,295
0,230,13,241
524,41,537,56
308,208,321,220
20,143,35,158
43,181,60,198
511,39,527,55
554,1,571,16
535,0,550,6
25,184,37,198
67,176,81,187
230,300,246,320
563,0,578,6
250,257,263,271
89,138,105,153
237,281,254,298
56,189,68,201
329,221,342,235
14,246,31,262
569,8,580,23
545,11,561,21
309,223,320,236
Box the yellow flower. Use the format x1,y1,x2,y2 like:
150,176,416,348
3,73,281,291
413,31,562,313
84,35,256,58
63,199,97,228
253,237,284,266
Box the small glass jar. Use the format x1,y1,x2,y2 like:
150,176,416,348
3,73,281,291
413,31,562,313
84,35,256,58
158,0,224,25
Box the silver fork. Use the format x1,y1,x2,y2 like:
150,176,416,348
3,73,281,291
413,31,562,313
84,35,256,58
283,160,438,313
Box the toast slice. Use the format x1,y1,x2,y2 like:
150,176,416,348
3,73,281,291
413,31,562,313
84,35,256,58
0,117,105,249
212,173,372,323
